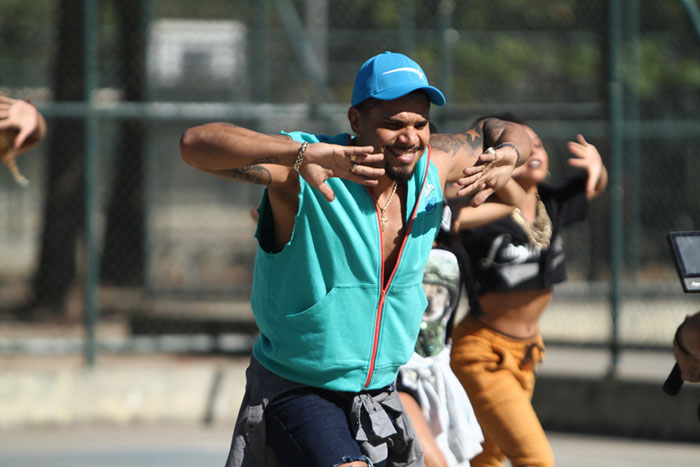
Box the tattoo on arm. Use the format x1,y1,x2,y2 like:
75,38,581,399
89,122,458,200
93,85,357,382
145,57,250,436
210,157,280,185
462,127,484,151
430,134,463,157
430,127,483,158
216,165,273,185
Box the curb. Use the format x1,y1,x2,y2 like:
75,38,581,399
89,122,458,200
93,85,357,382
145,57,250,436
3,355,700,444
0,358,248,430
534,375,700,442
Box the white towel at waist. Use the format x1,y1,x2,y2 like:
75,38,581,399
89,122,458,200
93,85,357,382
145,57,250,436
398,345,484,466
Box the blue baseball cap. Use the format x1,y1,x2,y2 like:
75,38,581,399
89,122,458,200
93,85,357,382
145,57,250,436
351,51,446,107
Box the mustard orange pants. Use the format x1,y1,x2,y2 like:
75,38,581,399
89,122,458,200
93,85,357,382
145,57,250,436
450,315,554,467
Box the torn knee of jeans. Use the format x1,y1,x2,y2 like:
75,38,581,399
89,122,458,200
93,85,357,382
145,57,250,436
333,454,374,466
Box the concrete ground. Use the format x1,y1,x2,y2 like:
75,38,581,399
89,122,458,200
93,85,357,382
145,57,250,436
0,423,698,467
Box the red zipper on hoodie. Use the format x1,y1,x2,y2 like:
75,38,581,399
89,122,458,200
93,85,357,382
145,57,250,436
362,148,432,389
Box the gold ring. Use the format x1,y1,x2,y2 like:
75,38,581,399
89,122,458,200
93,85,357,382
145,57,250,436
350,163,358,173
349,154,357,162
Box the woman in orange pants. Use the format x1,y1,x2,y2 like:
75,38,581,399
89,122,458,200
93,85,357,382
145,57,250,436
449,114,607,467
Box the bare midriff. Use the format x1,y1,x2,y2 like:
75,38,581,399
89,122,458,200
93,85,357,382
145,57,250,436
476,288,554,339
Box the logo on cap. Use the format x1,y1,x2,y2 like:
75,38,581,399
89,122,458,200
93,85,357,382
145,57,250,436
382,67,425,81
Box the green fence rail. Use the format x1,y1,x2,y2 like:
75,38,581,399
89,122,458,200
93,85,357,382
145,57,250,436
1,0,699,370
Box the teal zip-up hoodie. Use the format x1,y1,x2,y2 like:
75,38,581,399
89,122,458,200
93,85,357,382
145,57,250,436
251,131,443,392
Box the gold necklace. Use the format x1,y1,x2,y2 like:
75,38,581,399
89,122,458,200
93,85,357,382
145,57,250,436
511,197,552,249
378,182,399,232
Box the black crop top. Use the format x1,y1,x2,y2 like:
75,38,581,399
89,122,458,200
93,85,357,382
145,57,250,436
458,173,588,295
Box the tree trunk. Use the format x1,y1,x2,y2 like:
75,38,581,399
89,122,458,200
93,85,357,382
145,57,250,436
101,0,146,286
30,0,85,311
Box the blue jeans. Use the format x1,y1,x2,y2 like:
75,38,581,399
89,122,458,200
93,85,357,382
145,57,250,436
265,387,385,467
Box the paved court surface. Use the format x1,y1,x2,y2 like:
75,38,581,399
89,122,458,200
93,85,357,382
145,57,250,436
0,424,698,467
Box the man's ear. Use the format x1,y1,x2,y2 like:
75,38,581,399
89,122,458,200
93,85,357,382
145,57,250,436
347,107,361,135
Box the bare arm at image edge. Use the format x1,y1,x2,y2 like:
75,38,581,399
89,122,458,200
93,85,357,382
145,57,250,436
0,96,47,153
674,311,700,383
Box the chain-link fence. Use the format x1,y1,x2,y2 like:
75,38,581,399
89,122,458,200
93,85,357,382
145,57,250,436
1,0,699,364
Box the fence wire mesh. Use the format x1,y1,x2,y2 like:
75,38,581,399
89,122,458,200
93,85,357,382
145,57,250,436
1,0,699,358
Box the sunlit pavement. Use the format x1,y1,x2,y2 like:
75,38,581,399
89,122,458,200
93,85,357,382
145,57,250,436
0,424,698,467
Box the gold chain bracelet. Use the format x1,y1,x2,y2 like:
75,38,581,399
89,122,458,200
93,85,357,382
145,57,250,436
293,142,309,172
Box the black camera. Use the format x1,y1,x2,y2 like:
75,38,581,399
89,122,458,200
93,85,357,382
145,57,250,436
668,231,700,294
663,231,700,421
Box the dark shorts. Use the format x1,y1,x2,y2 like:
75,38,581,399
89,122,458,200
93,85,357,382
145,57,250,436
225,356,423,467
265,387,377,466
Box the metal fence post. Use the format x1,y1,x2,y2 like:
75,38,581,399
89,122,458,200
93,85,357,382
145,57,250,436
272,0,332,103
83,0,100,368
399,0,416,54
679,0,700,42
143,0,155,297
252,0,270,102
607,0,624,376
438,0,454,102
305,0,328,83
625,0,641,283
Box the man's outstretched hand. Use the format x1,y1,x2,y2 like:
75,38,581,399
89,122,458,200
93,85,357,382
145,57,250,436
452,146,518,206
299,143,385,202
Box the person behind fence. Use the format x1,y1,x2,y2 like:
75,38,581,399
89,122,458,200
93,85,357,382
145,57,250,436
180,51,531,467
448,113,608,467
0,94,46,155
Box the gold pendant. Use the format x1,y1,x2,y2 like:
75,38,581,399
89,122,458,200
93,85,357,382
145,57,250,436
377,182,398,233
380,215,388,231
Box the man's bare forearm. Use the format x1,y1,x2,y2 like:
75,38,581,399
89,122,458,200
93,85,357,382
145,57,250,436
204,162,299,186
204,165,273,185
180,122,296,171
430,126,483,160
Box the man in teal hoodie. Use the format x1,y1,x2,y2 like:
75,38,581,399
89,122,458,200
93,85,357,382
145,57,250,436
180,51,530,467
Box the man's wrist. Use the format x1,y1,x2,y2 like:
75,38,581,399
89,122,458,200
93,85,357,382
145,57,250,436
494,143,520,168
